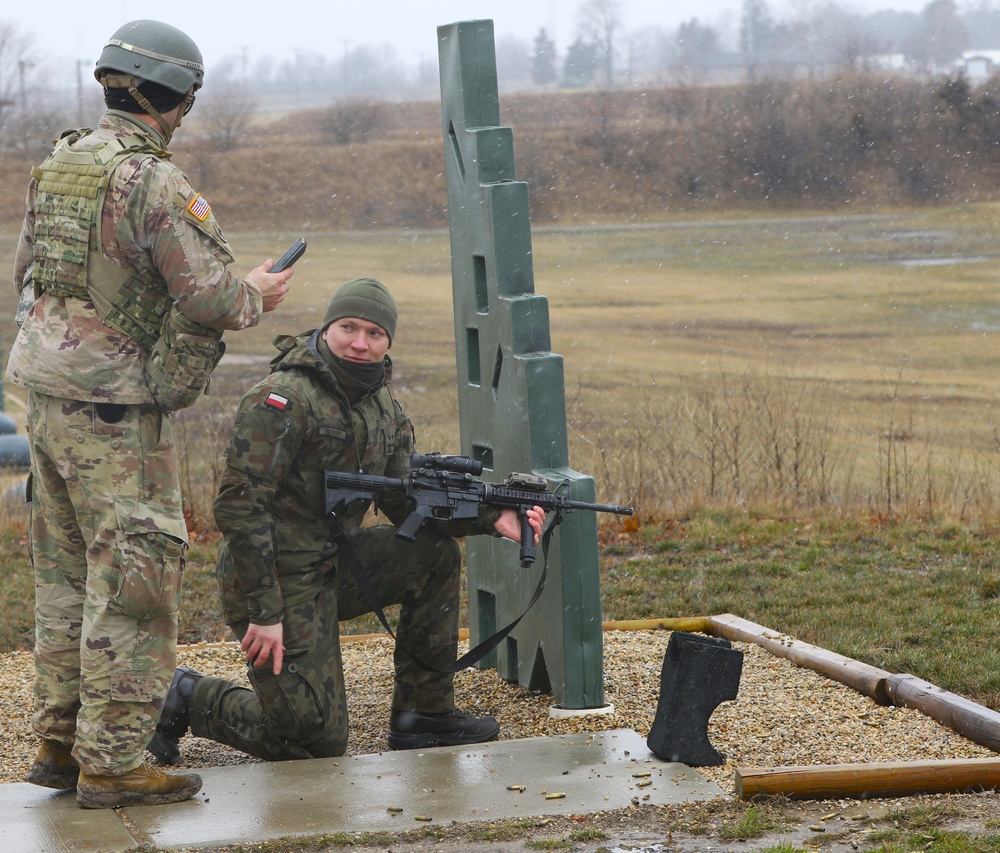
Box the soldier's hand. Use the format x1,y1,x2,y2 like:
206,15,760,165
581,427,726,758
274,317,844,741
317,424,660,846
247,261,293,313
241,622,285,674
494,505,545,544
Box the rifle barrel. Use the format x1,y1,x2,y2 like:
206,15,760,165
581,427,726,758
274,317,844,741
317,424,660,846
566,500,633,516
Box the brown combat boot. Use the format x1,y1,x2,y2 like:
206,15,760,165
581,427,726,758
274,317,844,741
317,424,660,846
25,740,80,789
76,762,202,809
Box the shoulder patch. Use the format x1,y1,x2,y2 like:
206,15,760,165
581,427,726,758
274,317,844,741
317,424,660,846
187,193,211,222
265,392,290,411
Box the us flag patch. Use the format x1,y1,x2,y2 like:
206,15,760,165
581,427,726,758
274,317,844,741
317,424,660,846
265,392,289,410
187,194,211,221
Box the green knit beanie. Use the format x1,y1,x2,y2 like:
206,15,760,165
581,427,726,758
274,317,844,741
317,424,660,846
322,278,397,343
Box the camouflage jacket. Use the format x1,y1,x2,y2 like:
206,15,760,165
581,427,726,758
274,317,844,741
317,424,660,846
214,330,500,626
6,110,263,404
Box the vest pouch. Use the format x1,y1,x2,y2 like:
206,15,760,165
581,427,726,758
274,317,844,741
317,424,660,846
144,310,225,412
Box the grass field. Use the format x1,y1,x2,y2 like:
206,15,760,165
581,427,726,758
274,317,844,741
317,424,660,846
245,205,1000,519
7,204,998,520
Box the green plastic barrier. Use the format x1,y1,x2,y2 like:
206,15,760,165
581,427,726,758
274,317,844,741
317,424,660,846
437,20,607,710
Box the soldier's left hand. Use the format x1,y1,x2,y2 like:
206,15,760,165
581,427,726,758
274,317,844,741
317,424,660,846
247,262,293,312
495,505,545,544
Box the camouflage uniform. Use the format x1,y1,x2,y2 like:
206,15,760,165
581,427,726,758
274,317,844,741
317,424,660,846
190,330,500,760
7,110,263,777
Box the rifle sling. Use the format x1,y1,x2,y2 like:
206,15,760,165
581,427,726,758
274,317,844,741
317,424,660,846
326,514,561,674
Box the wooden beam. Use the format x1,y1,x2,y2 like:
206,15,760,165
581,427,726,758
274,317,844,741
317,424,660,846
705,614,1000,754
706,614,893,702
886,673,1000,753
737,758,1000,799
601,617,711,633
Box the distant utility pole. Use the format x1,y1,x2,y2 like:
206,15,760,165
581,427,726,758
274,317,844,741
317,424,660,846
18,59,33,113
342,39,351,94
76,60,85,126
742,0,759,82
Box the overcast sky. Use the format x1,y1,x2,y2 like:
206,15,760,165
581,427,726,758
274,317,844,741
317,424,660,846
10,0,942,87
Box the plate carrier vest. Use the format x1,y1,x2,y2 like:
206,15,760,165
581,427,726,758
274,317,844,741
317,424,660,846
29,126,225,411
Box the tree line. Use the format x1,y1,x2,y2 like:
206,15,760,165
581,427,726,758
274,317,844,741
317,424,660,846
5,6,1000,229
4,71,1000,231
4,0,1000,145
132,74,1000,231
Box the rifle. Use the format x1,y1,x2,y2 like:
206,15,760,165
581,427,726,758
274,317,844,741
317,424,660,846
325,451,633,567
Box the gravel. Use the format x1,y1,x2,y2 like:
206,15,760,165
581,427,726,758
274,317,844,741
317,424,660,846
2,630,993,793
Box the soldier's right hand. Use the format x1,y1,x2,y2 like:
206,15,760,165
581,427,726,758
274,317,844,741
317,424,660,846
246,261,293,313
241,622,285,674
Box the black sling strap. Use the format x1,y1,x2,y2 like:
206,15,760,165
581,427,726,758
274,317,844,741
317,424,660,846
326,514,562,674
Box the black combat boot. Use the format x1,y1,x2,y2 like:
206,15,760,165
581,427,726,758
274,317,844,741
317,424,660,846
388,709,500,749
148,666,203,765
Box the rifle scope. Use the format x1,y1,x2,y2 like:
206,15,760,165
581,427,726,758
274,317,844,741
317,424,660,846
410,452,484,477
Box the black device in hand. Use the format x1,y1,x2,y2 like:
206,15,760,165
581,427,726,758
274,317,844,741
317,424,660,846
270,237,307,273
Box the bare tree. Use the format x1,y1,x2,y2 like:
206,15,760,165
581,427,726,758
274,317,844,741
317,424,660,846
962,0,1000,48
740,0,776,80
672,18,722,82
531,28,558,88
562,37,600,87
495,35,532,86
199,83,258,153
0,21,37,149
313,101,392,146
785,1,880,71
338,44,408,98
576,0,624,87
194,58,259,152
905,0,969,68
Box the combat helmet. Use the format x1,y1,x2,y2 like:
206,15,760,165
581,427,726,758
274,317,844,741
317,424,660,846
94,20,204,142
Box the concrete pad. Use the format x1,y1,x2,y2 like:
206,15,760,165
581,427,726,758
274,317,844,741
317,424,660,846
0,784,137,853
0,730,725,853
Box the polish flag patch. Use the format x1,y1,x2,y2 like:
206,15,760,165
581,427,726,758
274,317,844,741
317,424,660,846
265,392,289,410
187,194,211,221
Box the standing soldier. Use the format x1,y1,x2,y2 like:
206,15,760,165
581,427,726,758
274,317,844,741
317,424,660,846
6,19,294,809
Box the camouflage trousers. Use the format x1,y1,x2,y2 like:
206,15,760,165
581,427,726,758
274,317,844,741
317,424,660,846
191,525,461,760
26,390,188,775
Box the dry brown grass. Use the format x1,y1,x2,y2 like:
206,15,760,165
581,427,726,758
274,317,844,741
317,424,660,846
7,74,1000,233
5,78,1000,524
9,205,999,524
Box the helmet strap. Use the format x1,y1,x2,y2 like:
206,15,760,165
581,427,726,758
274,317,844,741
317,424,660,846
98,71,188,144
